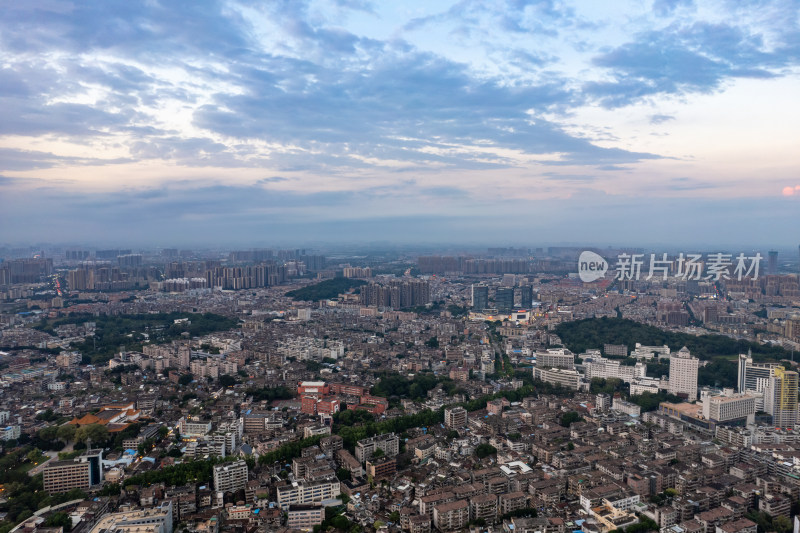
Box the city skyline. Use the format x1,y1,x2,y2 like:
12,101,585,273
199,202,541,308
1,1,799,245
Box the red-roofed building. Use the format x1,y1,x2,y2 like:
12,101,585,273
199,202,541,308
298,381,329,396
354,395,389,415
329,383,369,397
301,396,341,415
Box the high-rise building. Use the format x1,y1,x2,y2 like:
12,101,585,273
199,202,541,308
0,258,53,284
766,367,799,428
535,348,576,369
518,285,533,308
444,406,468,428
668,347,699,401
355,433,399,463
43,461,91,494
42,449,104,493
786,315,800,341
117,254,143,268
471,285,488,310
80,448,103,486
68,268,89,291
495,287,514,312
768,250,779,275
701,392,756,424
360,280,431,309
433,500,470,531
286,504,324,530
277,479,341,510
213,460,248,494
596,393,611,412
65,250,90,260
738,353,778,394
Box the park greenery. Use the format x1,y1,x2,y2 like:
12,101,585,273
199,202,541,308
33,312,239,363
589,378,686,412
446,304,469,317
285,277,367,302
244,386,295,403
369,372,460,403
557,316,793,389
257,435,324,466
124,455,238,488
609,515,660,533
0,446,89,531
556,317,789,361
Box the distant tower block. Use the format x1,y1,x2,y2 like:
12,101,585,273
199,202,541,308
768,250,778,275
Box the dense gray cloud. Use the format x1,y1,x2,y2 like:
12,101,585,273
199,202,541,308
585,16,797,107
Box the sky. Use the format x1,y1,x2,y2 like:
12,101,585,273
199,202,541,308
1,0,799,248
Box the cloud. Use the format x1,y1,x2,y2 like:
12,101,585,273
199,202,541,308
405,0,580,37
665,177,718,191
782,185,800,196
0,148,132,172
0,175,23,187
585,21,791,108
596,165,630,171
649,114,675,125
0,0,799,248
542,173,597,182
190,45,658,168
652,0,694,17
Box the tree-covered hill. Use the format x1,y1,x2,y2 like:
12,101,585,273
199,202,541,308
555,317,788,362
33,312,239,364
285,277,367,301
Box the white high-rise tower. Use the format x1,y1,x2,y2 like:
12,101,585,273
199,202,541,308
668,346,699,401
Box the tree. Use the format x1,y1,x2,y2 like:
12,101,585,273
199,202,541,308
178,374,193,386
38,426,59,442
98,483,121,497
36,409,58,422
372,448,385,459
219,374,238,388
56,424,76,443
75,424,109,445
27,449,43,464
44,512,71,531
138,438,156,456
745,511,772,533
167,447,183,458
559,411,582,427
476,443,497,458
774,515,792,533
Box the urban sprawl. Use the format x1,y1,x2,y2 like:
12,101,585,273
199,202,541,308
1,246,800,533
